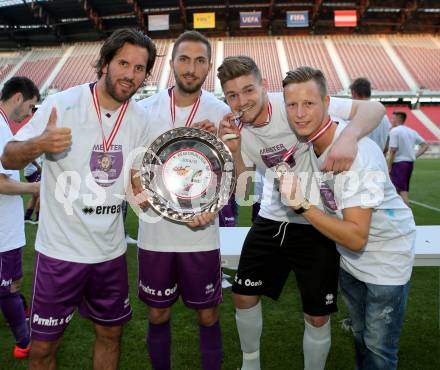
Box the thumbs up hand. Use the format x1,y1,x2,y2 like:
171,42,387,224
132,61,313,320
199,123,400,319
39,108,72,154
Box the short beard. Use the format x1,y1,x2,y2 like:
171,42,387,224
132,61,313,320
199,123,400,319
174,71,205,94
105,73,138,103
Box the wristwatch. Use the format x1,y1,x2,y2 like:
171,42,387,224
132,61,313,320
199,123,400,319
294,198,311,215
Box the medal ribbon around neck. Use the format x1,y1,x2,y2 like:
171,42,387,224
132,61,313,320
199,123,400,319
169,86,201,128
237,102,272,131
282,116,333,162
0,107,10,125
91,83,129,153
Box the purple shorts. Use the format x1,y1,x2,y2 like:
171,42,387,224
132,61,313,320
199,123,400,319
25,171,41,183
390,161,414,192
30,252,132,341
0,247,23,296
137,248,222,310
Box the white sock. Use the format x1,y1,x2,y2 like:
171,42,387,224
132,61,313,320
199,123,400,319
235,301,262,370
303,318,331,370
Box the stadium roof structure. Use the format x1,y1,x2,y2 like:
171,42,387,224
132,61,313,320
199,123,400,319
0,0,439,49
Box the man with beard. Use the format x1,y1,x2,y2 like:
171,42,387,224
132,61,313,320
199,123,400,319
136,31,228,370
217,56,385,370
0,76,40,359
1,28,157,370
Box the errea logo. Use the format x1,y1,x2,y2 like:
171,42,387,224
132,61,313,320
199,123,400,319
82,205,122,215
205,283,215,295
82,207,94,215
325,294,334,305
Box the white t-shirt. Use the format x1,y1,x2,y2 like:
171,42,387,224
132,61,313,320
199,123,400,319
14,83,152,263
310,122,416,285
240,93,353,223
367,115,391,152
137,88,230,252
389,125,425,162
0,118,25,252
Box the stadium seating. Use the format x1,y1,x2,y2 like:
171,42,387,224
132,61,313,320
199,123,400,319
50,42,101,91
0,35,439,96
282,36,343,95
386,106,438,141
332,35,409,92
420,106,440,128
14,48,64,89
223,37,283,92
0,54,23,83
389,35,440,91
147,39,171,89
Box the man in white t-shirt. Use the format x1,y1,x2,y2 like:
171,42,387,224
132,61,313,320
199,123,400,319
350,77,391,154
0,76,40,360
217,56,385,370
388,111,429,206
279,66,415,370
1,29,157,370
136,31,228,370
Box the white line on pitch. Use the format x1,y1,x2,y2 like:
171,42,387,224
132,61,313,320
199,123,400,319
409,200,440,212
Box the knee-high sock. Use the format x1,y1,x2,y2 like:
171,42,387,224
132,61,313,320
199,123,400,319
147,321,171,370
199,321,222,370
0,292,30,348
303,319,331,370
235,301,262,370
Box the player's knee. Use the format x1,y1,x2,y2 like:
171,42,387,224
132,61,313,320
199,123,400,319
197,308,219,327
95,324,123,343
148,307,171,325
232,293,259,309
30,339,58,361
305,315,330,328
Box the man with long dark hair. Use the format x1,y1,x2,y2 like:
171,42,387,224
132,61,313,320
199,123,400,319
1,28,157,370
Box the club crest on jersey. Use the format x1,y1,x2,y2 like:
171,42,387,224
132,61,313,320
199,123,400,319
260,144,295,168
325,293,334,305
90,145,123,187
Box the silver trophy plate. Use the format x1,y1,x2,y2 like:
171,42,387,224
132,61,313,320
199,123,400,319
141,127,236,223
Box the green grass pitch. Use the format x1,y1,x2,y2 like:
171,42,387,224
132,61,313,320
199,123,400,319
1,159,439,369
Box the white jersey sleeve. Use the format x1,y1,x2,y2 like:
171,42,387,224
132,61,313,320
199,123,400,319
414,130,425,145
389,128,398,148
328,97,353,120
0,121,14,176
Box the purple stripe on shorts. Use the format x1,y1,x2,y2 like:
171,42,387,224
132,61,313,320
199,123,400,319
0,247,23,296
138,249,222,310
390,161,413,192
30,252,131,341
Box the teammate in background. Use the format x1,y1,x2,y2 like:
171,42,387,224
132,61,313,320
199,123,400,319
217,57,385,370
280,66,415,370
1,29,157,370
388,111,429,206
24,156,42,224
136,31,228,370
350,77,391,154
0,76,40,359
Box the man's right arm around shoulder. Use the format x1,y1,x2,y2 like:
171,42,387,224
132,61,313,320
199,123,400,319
1,108,72,170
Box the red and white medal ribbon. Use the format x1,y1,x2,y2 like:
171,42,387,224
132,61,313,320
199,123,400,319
0,107,10,125
169,86,201,128
91,83,128,152
236,102,272,131
281,116,333,162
